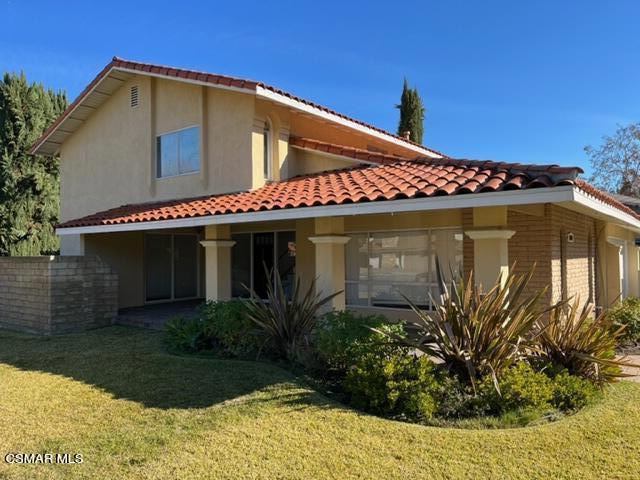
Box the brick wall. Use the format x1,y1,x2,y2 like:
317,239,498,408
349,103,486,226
508,206,554,305
549,205,596,305
0,255,118,335
506,205,596,307
461,205,597,308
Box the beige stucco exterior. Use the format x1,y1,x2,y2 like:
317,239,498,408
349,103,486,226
53,70,640,316
59,75,424,224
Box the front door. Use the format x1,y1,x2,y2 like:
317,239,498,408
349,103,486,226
145,233,199,302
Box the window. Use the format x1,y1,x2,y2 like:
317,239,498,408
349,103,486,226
156,126,200,178
263,119,273,180
231,231,296,298
345,229,463,309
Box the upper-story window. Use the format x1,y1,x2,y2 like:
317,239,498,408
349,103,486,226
263,119,273,180
156,126,200,178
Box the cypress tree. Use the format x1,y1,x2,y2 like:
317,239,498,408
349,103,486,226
0,72,67,256
396,78,425,144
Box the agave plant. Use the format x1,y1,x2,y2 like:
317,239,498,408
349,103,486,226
535,299,636,386
244,267,341,362
376,265,554,392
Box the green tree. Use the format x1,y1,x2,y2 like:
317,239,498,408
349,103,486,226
396,78,425,144
0,72,67,256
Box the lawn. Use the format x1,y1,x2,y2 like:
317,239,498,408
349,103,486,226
0,327,638,480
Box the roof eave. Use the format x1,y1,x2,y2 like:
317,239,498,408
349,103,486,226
56,186,577,235
30,58,447,159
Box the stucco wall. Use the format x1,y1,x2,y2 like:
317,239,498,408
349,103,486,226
58,75,430,226
85,232,145,309
59,77,255,222
0,256,118,334
288,149,358,177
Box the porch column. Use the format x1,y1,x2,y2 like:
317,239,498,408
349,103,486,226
309,217,349,311
605,237,626,302
200,225,235,301
466,206,514,291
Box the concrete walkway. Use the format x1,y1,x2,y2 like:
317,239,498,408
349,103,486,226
116,299,203,330
621,354,640,383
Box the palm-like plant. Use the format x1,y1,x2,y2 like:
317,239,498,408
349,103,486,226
536,299,635,386
244,267,341,362
377,266,554,391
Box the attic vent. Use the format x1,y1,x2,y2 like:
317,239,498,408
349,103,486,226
130,85,139,108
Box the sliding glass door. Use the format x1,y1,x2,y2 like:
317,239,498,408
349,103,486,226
231,231,296,298
145,233,199,302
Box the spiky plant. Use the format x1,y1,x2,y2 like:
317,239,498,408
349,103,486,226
244,268,341,363
376,266,554,392
535,299,636,386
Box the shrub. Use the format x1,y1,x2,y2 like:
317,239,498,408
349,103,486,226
608,297,640,345
377,265,553,391
314,311,407,372
432,374,491,419
344,353,440,421
165,315,206,353
549,369,599,411
479,363,553,414
244,268,341,362
536,299,632,386
200,300,261,357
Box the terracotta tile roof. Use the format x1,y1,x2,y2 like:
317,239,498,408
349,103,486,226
290,137,411,164
58,158,603,229
575,179,640,219
30,57,445,158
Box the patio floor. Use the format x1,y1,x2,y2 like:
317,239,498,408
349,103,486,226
116,299,203,330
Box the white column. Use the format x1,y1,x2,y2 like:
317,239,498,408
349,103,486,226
200,225,235,301
465,229,515,291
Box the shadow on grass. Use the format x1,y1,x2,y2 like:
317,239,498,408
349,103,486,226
0,325,335,411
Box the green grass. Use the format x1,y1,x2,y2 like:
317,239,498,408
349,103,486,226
0,326,639,479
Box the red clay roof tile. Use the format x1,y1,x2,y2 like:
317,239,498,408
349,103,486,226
57,156,620,230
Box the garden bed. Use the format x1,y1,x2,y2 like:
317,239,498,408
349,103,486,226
165,266,636,429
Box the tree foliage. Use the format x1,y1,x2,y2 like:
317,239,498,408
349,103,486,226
396,78,425,144
585,123,640,195
0,72,67,255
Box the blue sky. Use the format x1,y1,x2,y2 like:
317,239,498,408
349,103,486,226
2,0,638,175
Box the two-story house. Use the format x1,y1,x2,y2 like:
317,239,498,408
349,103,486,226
30,57,640,317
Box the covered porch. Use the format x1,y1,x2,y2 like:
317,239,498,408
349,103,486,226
61,201,640,321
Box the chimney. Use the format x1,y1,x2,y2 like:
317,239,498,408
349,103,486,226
402,131,411,140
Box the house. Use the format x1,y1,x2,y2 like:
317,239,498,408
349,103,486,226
29,57,640,319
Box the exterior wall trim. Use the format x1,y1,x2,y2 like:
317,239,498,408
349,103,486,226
200,239,236,248
465,229,516,240
308,235,351,244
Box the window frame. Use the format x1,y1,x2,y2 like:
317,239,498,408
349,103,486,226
156,125,201,179
143,232,201,304
231,229,296,299
344,227,464,310
263,118,273,181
